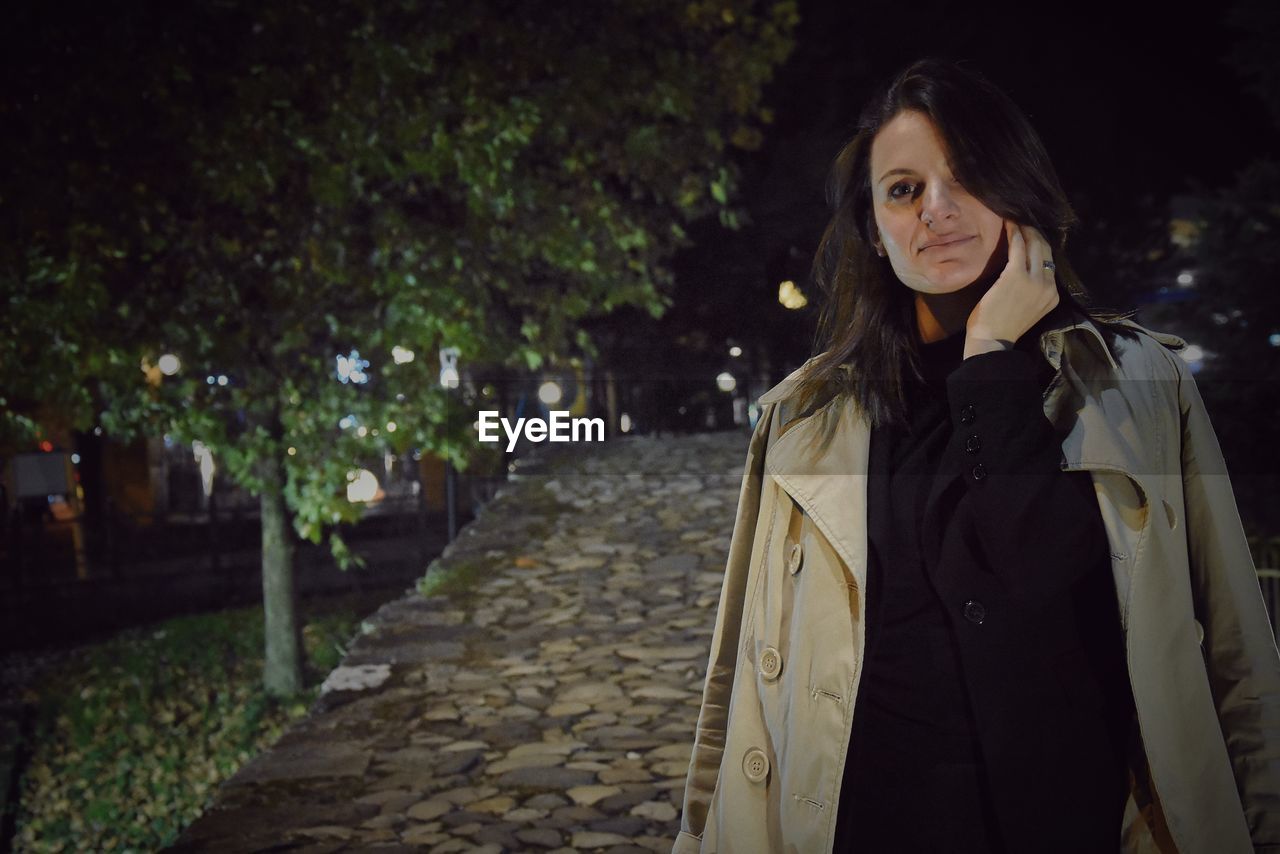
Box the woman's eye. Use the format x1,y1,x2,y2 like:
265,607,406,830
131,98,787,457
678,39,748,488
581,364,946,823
889,182,917,199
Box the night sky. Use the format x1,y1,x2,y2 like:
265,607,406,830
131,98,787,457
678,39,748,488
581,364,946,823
629,0,1278,396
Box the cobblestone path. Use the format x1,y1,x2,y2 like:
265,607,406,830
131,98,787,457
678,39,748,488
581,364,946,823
171,431,748,853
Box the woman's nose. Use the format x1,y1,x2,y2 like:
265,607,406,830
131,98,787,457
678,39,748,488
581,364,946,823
921,183,960,224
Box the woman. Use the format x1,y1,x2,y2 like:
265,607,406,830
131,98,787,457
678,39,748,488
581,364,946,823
673,58,1280,854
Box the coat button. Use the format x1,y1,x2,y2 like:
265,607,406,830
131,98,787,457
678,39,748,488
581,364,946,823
963,599,986,624
959,404,976,424
787,542,803,575
964,434,981,453
760,646,783,681
970,463,987,481
742,747,770,783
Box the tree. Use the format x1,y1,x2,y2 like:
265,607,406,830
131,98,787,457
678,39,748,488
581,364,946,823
1165,158,1280,536
1143,0,1280,534
1,0,797,694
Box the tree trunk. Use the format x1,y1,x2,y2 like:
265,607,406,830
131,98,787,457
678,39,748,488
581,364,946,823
259,453,303,697
604,368,619,438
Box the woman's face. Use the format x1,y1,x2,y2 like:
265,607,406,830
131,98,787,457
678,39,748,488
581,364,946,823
868,110,1005,295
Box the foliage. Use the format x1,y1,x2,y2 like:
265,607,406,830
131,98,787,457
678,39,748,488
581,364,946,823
1167,161,1280,498
1068,192,1178,315
1,0,798,554
0,249,121,447
1146,0,1280,532
12,603,361,852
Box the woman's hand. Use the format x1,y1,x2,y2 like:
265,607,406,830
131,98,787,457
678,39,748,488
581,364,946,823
963,220,1060,359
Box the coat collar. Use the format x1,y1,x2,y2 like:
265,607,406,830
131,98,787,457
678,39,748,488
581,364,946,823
1038,309,1120,373
757,308,1143,590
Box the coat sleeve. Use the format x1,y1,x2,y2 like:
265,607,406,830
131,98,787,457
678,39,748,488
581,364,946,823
1174,352,1280,849
673,404,775,853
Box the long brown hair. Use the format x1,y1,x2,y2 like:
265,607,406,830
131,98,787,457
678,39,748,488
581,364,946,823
791,57,1133,428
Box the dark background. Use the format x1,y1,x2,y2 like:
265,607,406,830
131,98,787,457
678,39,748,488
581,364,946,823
597,0,1278,405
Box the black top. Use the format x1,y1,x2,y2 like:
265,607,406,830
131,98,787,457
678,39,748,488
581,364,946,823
831,328,1132,853
836,328,1003,852
857,327,978,762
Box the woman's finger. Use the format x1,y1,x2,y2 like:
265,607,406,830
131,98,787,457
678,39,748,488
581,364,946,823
1026,226,1044,276
1035,229,1056,280
1007,221,1024,271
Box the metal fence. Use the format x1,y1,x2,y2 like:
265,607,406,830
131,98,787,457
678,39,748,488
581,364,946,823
0,488,508,651
0,472,506,589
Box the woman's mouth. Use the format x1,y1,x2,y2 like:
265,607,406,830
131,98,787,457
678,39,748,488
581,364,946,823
921,235,974,252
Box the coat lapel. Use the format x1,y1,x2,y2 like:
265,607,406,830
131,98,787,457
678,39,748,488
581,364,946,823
761,394,873,594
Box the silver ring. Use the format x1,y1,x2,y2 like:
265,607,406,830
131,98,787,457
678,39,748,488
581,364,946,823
1043,260,1056,271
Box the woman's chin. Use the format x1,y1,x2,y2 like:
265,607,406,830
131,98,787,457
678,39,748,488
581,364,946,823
919,270,985,295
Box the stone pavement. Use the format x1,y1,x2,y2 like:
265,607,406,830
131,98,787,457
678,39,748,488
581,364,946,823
170,430,749,853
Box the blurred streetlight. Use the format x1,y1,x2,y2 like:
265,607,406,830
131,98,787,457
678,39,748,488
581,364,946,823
1179,343,1207,374
158,353,181,375
778,280,808,310
336,350,369,384
538,380,563,405
716,372,737,393
346,469,379,503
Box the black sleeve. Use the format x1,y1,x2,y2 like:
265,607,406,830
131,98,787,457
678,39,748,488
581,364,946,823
940,348,1109,594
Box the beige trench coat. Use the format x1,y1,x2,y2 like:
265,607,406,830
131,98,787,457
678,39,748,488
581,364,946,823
673,314,1280,853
